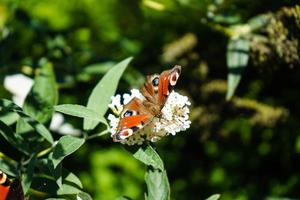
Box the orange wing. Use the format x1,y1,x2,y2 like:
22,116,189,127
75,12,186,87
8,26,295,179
113,98,152,142
0,171,10,200
0,171,24,200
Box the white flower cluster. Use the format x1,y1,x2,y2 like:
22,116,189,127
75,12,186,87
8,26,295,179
107,89,191,145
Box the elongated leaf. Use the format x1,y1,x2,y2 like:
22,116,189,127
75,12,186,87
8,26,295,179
145,168,170,200
57,184,82,195
77,192,93,200
206,194,221,200
133,145,164,171
23,58,58,123
0,99,54,144
248,14,270,31
0,120,31,155
83,62,115,74
64,170,83,189
84,57,132,130
54,104,108,127
0,112,19,125
21,155,36,194
48,156,62,187
0,158,19,177
52,135,85,168
226,38,250,100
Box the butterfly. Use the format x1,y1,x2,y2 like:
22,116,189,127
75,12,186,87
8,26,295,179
0,171,25,200
113,65,181,142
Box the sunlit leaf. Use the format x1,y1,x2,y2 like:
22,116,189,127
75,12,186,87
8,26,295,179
226,38,250,100
83,62,115,74
133,145,164,171
64,170,83,189
145,168,170,200
143,0,166,11
0,112,19,126
57,183,82,195
54,104,108,127
51,135,85,168
248,14,270,31
84,57,132,130
21,155,36,194
77,192,93,200
206,194,221,200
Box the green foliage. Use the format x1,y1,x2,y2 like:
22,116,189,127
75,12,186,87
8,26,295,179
226,38,250,100
0,58,136,198
54,104,108,128
133,145,170,200
84,57,132,130
51,136,85,169
133,145,164,171
145,168,170,200
206,194,221,200
23,58,58,124
0,1,299,200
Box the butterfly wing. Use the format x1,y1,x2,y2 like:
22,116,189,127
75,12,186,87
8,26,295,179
141,65,181,108
113,65,182,142
113,97,153,142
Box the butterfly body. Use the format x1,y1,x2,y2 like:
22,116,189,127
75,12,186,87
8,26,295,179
113,65,181,142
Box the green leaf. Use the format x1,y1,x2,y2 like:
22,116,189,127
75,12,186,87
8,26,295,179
31,175,58,195
57,183,82,195
21,155,36,194
54,104,108,127
0,111,19,125
84,57,132,130
226,38,250,100
48,156,62,187
64,170,83,189
145,168,170,200
83,61,115,74
52,135,85,168
0,158,19,177
23,58,58,123
248,14,270,31
16,113,54,144
0,99,54,144
77,192,93,200
0,120,31,155
206,194,221,200
133,145,164,171
86,129,109,140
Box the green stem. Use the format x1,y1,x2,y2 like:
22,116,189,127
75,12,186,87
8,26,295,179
37,146,53,158
86,130,109,140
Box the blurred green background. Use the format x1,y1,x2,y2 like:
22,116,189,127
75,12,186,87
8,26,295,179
0,0,299,199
